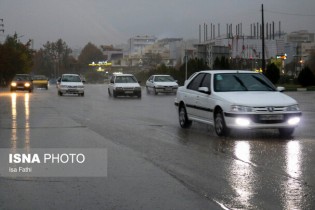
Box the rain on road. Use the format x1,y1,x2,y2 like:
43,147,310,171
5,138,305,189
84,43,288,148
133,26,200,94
0,84,314,209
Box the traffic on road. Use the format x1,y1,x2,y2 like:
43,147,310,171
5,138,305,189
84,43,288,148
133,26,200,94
0,83,315,209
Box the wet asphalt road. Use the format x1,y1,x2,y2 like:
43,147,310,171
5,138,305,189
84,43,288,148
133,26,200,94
0,84,315,210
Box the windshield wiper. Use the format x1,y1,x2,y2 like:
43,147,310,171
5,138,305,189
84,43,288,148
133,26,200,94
252,75,275,91
233,75,248,91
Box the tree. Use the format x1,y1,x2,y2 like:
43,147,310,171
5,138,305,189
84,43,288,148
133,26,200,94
78,42,105,74
78,42,104,65
306,50,315,76
142,52,162,68
265,63,280,84
298,66,315,87
0,33,34,85
32,39,72,78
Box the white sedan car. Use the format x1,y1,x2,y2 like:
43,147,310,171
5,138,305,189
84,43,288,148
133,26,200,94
57,74,85,96
175,70,302,137
146,75,178,95
108,74,141,98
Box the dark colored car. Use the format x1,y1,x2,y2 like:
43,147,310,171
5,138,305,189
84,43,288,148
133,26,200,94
10,74,34,92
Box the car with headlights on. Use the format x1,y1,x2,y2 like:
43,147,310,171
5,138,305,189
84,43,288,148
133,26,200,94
57,74,84,96
146,75,178,95
10,74,34,92
108,74,141,98
175,70,302,137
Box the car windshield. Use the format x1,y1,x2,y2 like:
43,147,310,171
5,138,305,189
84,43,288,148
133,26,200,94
14,75,31,81
33,75,47,80
61,75,81,82
115,76,137,83
213,73,276,92
154,76,175,82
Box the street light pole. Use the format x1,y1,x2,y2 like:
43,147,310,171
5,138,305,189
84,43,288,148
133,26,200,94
261,4,266,73
185,49,187,81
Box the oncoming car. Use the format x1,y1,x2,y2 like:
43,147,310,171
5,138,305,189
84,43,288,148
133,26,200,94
32,75,48,89
10,74,34,93
175,70,302,137
108,74,141,98
146,75,178,95
57,74,85,96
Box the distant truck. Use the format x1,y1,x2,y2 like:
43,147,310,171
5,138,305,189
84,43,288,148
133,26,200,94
32,75,48,89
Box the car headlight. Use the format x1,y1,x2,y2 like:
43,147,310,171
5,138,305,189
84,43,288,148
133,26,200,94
11,82,17,87
60,85,67,88
116,87,123,90
24,83,30,87
286,104,300,111
231,105,253,112
155,85,163,88
134,87,141,90
78,86,84,88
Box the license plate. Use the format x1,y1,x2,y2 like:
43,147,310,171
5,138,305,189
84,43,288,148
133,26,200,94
125,91,133,94
259,114,283,120
165,88,172,91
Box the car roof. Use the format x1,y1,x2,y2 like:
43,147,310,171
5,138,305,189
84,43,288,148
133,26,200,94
61,74,80,76
198,70,258,74
152,75,171,77
115,74,134,76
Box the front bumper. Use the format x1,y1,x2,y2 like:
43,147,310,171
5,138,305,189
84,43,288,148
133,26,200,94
155,87,177,93
59,87,84,94
115,88,141,96
224,112,302,129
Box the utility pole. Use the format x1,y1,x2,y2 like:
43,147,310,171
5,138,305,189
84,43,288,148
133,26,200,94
261,4,266,73
0,19,4,33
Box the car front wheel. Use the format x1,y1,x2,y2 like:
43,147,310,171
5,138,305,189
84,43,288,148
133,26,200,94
179,105,192,128
214,111,229,136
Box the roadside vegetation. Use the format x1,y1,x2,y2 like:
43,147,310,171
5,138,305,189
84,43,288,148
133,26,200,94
1,32,315,90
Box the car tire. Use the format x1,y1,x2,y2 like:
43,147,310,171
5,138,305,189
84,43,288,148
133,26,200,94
137,92,142,98
80,92,84,97
179,105,192,128
58,91,63,96
153,87,158,95
113,90,117,98
29,89,33,93
279,128,295,138
214,111,230,136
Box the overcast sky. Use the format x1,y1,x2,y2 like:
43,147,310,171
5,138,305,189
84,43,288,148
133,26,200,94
1,0,315,49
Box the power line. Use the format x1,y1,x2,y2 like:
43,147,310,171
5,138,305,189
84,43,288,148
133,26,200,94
265,9,315,17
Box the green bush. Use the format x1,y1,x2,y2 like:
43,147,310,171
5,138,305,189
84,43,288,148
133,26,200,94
298,66,315,87
264,63,280,84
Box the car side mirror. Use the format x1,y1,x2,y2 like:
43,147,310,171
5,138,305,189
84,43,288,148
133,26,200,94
277,86,285,92
198,87,210,94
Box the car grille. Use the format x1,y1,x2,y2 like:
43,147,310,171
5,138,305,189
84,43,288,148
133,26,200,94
252,106,287,112
122,87,135,90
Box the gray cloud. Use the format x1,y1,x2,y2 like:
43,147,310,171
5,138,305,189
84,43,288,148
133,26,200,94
1,0,314,49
